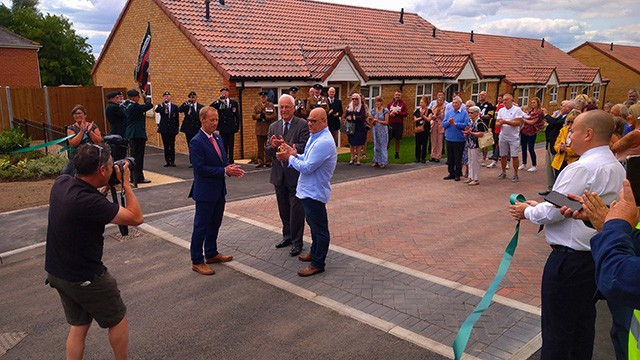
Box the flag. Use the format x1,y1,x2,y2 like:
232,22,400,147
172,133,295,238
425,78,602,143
134,22,151,94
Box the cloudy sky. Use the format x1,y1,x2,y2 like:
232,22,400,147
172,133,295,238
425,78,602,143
2,0,638,58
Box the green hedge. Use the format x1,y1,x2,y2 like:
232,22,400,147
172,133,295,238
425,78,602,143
0,152,66,181
0,128,31,153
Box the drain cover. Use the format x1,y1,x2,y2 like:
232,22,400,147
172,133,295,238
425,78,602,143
0,332,27,357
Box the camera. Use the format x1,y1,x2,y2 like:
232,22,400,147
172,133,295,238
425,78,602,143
109,157,136,187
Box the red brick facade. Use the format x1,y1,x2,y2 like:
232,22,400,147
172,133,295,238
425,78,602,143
0,47,40,87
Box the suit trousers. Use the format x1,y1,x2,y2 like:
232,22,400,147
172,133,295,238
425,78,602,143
545,146,555,191
415,131,429,161
161,132,176,165
541,249,596,360
302,198,330,270
190,199,225,265
256,135,269,164
446,141,465,177
129,138,146,182
275,185,304,247
185,132,197,165
220,132,235,164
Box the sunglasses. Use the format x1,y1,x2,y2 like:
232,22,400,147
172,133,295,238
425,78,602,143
352,98,359,100
90,143,103,159
307,118,319,124
73,111,85,115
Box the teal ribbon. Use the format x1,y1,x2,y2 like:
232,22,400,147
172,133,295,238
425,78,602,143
9,134,75,154
452,193,526,359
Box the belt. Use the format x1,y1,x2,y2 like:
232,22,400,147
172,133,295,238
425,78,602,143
550,245,590,254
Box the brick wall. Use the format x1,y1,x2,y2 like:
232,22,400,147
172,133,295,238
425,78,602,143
0,48,40,87
92,0,232,156
570,46,640,105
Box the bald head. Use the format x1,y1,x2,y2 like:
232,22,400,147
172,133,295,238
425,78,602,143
307,107,328,134
574,110,614,144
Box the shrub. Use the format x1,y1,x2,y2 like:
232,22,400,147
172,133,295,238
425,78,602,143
25,154,67,177
0,153,66,180
0,129,31,153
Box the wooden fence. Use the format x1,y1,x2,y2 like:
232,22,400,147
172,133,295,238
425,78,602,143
0,86,127,137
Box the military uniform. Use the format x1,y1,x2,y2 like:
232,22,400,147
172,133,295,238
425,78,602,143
252,100,277,165
304,94,329,115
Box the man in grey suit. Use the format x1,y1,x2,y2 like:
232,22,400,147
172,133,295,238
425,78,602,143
266,94,310,256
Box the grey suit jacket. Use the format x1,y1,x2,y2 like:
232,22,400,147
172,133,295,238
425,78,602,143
266,116,310,187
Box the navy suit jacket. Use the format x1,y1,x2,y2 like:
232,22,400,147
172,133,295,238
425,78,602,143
188,130,229,202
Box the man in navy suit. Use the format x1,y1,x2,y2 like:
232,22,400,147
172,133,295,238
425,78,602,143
189,106,245,275
155,91,180,167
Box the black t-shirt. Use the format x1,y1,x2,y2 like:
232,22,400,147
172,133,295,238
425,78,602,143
45,175,120,282
413,108,432,134
477,101,496,129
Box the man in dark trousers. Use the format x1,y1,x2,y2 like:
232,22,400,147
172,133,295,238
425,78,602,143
266,94,309,256
326,86,343,146
189,106,245,275
122,89,153,184
155,91,180,167
539,100,576,195
179,91,204,167
211,87,240,164
105,91,126,160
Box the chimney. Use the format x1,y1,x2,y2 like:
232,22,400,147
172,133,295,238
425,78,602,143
205,0,210,19
219,0,225,4
610,42,614,51
432,27,436,37
470,30,474,43
399,8,404,24
541,38,545,48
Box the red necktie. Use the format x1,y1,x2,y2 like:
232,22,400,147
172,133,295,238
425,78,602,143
209,135,223,160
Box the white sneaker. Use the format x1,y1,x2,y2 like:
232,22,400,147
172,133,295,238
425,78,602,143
486,160,497,168
481,161,487,167
518,164,526,170
527,166,537,172
506,163,510,169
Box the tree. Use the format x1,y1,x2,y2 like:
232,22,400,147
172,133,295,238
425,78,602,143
0,1,95,86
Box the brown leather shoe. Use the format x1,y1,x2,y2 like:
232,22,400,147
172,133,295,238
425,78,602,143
192,263,215,275
205,254,233,263
298,252,312,262
298,265,324,277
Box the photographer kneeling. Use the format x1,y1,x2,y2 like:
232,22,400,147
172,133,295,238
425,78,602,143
45,143,143,360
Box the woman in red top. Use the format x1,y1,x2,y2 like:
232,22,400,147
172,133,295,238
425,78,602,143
519,97,544,172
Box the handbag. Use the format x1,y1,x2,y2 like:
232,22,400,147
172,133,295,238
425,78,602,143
478,128,494,148
345,121,356,135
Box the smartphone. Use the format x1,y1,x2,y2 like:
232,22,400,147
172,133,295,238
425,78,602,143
544,191,583,212
627,155,640,206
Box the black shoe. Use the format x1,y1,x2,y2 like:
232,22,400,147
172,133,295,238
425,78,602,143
163,163,170,167
289,245,302,257
169,163,176,167
188,164,193,168
443,175,455,180
265,163,271,168
538,191,551,196
275,239,292,249
421,159,426,163
395,153,400,159
415,159,420,163
434,159,440,163
256,164,264,168
138,179,151,184
429,158,436,162
454,177,461,181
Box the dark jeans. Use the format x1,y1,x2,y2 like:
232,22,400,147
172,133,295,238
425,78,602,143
446,141,465,177
275,185,305,247
190,198,225,265
129,138,146,182
220,132,235,164
521,134,537,166
541,250,596,360
415,132,429,161
491,133,500,160
161,132,176,165
302,198,330,270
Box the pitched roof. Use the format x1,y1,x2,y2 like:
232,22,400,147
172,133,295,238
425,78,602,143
569,42,640,76
94,0,471,81
444,31,600,85
0,27,40,49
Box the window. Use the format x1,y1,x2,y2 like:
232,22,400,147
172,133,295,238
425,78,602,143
415,84,433,108
593,84,601,101
471,82,488,103
361,85,381,110
570,86,578,100
518,88,530,107
582,86,589,95
536,88,545,104
445,84,458,102
549,86,558,104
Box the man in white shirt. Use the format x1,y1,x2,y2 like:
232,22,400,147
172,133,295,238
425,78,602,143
509,110,625,359
496,94,523,182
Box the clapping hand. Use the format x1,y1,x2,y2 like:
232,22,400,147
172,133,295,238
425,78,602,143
269,134,285,149
225,164,245,178
448,117,455,125
275,143,296,161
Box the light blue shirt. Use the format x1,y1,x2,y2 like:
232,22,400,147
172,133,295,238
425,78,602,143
288,127,337,203
442,107,469,142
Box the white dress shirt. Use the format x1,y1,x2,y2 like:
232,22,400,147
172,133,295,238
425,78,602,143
524,145,625,250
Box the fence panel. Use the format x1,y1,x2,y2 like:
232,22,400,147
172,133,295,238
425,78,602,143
47,86,105,130
9,87,46,140
0,89,8,131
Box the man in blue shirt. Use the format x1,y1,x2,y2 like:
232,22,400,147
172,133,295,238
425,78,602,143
442,96,469,181
276,108,337,277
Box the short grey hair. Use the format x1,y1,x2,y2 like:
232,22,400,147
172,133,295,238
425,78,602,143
279,94,295,106
469,106,480,113
452,96,463,103
629,89,638,95
565,101,577,110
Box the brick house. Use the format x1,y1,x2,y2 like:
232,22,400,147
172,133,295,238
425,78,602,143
0,27,41,88
569,42,640,104
92,0,603,159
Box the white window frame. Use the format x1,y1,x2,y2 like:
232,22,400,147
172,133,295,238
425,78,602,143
593,84,601,101
549,86,558,104
362,85,381,110
415,83,433,109
471,82,488,104
582,86,589,95
570,86,578,100
535,87,545,105
518,88,530,107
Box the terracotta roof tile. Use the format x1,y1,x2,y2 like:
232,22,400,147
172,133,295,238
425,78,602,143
573,42,640,75
444,31,600,85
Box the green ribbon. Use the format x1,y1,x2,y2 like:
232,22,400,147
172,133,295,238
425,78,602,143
9,134,76,154
452,193,526,360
